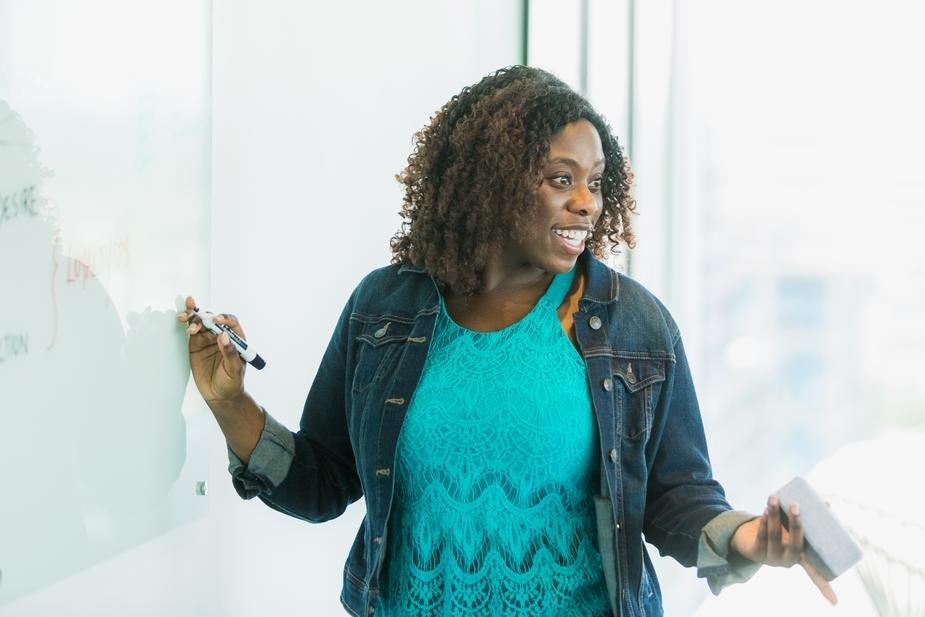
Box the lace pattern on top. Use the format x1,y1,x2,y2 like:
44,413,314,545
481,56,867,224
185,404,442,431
374,265,611,616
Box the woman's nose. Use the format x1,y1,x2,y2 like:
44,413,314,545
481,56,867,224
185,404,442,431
568,185,598,216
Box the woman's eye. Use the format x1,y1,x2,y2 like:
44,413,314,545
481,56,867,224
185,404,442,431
549,175,603,190
551,175,571,186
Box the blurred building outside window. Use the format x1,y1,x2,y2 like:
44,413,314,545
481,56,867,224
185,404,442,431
579,0,925,615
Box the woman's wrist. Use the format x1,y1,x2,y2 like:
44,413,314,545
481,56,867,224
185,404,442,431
206,390,253,415
206,391,266,464
729,516,761,563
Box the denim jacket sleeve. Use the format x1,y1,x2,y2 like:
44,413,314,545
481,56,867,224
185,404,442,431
642,329,742,568
226,286,363,523
696,510,763,593
227,407,295,498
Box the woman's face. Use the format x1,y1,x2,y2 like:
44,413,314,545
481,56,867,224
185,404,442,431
506,117,605,275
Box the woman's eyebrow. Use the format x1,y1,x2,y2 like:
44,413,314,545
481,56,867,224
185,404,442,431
547,157,606,168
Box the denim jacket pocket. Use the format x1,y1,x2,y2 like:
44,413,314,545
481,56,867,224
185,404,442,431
351,316,412,394
612,356,666,441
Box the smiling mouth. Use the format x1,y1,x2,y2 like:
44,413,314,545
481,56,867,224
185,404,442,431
552,228,590,242
551,228,588,254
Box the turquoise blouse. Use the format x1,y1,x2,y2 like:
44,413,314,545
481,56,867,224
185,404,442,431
374,264,612,616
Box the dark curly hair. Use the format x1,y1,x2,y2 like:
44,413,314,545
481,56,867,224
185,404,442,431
389,64,636,297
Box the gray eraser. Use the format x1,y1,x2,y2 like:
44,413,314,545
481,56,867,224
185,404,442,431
776,476,863,580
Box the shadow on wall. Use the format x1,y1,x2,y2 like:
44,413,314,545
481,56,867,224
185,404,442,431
0,100,191,603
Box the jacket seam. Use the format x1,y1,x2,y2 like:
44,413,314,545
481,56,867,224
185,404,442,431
649,519,700,541
582,348,677,363
669,326,682,348
350,307,438,323
339,592,362,617
345,564,367,589
350,312,415,324
356,334,410,347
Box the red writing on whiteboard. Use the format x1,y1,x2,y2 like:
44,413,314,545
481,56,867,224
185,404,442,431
65,238,130,287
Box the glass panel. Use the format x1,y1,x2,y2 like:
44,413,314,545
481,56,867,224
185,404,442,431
0,0,211,604
642,1,925,614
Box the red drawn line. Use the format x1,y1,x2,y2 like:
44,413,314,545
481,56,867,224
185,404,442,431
47,234,131,349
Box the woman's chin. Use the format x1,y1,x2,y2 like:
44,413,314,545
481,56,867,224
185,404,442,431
539,255,579,275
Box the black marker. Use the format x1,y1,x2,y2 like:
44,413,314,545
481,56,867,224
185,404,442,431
193,307,266,370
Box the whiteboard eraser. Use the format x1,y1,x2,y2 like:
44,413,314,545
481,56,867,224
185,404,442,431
776,476,863,580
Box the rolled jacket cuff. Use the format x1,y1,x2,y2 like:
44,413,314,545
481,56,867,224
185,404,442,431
697,509,763,595
227,407,295,499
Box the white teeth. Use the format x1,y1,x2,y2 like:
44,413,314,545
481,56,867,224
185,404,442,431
553,228,589,241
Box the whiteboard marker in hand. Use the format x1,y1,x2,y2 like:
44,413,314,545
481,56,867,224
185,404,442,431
193,307,266,370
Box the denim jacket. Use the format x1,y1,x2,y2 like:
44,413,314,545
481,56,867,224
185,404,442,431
227,249,761,617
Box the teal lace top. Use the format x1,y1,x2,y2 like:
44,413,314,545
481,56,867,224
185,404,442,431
373,264,611,616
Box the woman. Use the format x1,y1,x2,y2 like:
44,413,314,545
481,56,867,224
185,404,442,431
178,65,836,616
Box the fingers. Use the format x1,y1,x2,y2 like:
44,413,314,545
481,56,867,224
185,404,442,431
178,297,206,336
175,298,247,341
755,508,769,560
782,502,803,565
759,496,806,568
177,296,199,324
217,331,245,375
801,553,838,605
217,331,235,357
767,495,784,563
177,297,205,336
214,313,247,340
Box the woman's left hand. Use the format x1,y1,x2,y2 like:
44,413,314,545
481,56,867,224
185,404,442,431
730,494,839,605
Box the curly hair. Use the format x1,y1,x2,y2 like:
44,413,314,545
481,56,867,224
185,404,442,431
389,64,636,297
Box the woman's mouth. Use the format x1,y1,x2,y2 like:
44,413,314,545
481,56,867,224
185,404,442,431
551,228,589,255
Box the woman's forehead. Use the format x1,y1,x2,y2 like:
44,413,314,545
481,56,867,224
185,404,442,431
546,120,604,164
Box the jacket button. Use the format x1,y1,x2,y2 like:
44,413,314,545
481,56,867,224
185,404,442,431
373,323,389,338
589,316,602,330
615,521,621,530
368,606,375,614
375,468,391,477
609,448,617,463
602,378,613,391
373,536,382,544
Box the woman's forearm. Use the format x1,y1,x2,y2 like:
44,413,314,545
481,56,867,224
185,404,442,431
207,391,266,465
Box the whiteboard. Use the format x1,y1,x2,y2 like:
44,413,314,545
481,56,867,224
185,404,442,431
0,1,212,603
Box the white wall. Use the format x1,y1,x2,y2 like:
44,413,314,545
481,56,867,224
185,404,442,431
1,2,521,616
210,2,521,616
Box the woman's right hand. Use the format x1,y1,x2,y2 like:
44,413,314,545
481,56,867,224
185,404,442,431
176,295,248,404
